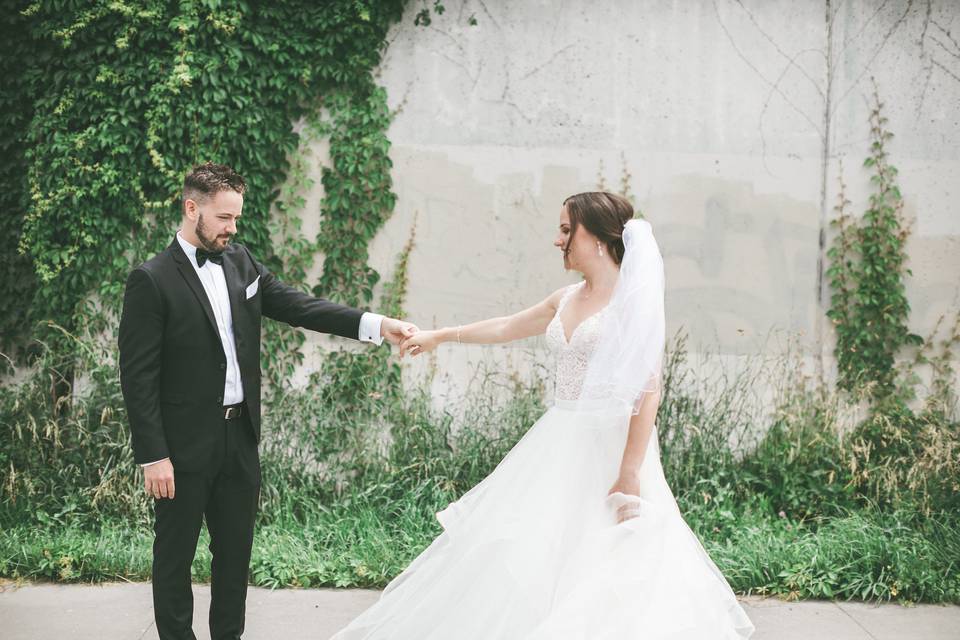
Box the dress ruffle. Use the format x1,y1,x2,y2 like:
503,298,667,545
330,404,755,639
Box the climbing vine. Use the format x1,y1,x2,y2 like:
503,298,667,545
826,81,923,401
316,218,418,413
1,0,407,389
0,5,40,359
595,152,643,217
312,86,397,308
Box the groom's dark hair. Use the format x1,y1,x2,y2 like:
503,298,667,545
562,192,635,265
182,162,247,213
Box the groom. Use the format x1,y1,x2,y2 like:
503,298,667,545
118,162,417,640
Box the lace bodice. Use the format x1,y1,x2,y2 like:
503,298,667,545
545,282,608,402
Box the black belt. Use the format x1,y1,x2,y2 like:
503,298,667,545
223,403,244,420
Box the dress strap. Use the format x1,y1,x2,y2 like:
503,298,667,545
556,282,582,313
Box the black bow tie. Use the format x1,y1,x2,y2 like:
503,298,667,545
196,249,224,267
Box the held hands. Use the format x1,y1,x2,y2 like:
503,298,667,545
399,330,442,358
380,317,419,347
144,458,175,500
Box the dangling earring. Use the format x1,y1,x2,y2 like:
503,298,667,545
597,241,604,257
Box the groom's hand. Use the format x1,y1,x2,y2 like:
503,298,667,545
380,317,419,346
144,458,175,500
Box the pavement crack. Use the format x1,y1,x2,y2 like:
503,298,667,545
833,601,879,639
137,621,155,640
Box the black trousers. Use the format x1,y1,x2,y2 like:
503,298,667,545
151,409,261,640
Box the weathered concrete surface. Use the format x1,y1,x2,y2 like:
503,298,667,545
2,581,959,639
0,581,378,640
286,1,960,408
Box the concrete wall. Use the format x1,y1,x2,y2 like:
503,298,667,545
296,0,960,407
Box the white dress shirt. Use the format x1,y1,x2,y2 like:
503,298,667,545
142,233,384,466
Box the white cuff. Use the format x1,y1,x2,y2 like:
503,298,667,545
359,312,385,346
141,458,169,467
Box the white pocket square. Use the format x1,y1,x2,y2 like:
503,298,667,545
245,276,260,300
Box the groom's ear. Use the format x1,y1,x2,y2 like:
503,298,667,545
183,198,199,221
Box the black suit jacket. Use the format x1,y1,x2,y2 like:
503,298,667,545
118,237,364,471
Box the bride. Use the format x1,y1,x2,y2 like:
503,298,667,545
330,192,755,639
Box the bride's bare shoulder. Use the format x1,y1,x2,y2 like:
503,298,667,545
544,284,574,312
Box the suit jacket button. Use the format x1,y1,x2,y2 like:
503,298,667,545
220,363,226,370
216,396,223,404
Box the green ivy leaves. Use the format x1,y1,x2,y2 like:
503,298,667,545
313,85,397,308
2,0,405,373
827,83,924,402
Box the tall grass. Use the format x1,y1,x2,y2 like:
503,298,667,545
1,327,958,603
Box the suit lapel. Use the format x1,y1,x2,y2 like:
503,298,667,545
220,249,246,345
169,238,221,344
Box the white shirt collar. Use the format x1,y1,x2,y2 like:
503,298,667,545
176,231,202,268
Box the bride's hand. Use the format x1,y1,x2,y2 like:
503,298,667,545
400,330,441,357
608,471,642,523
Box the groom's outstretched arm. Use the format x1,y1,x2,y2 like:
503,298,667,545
243,246,415,344
244,246,363,338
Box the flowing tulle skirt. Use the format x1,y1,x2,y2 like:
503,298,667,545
330,401,755,639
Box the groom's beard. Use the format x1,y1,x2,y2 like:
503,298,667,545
196,213,231,252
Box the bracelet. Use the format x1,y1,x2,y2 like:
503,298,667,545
456,325,462,344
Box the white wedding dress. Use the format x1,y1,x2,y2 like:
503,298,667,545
331,282,755,639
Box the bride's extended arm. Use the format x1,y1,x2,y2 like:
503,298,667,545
399,287,567,357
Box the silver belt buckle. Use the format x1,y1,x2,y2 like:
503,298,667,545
224,405,241,419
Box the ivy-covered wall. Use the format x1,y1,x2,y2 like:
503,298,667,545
0,0,406,384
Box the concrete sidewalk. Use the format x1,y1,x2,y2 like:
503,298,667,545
2,581,959,639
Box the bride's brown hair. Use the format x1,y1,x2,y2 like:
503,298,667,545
562,192,635,265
